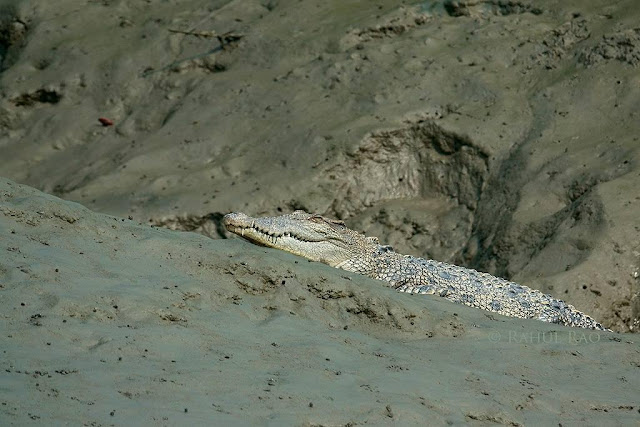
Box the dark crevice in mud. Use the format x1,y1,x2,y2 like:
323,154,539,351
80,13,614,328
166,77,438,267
442,0,543,18
458,138,530,278
458,96,634,281
0,7,28,71
149,212,229,239
479,192,605,279
322,120,489,220
11,89,62,107
465,149,634,282
453,88,556,280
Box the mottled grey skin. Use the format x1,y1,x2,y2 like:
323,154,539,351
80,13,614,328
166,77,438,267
223,211,610,331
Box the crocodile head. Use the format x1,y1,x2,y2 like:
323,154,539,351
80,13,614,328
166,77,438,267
223,210,378,268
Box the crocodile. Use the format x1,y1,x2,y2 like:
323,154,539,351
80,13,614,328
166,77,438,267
223,210,609,331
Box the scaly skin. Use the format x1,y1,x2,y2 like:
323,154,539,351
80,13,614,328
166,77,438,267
223,210,610,331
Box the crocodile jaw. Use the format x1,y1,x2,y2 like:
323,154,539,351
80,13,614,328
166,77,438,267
223,211,363,267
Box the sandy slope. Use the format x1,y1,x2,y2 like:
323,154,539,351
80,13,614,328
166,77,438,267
1,0,639,332
2,177,639,424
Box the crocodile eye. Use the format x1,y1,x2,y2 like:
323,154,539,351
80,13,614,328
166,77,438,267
309,215,324,223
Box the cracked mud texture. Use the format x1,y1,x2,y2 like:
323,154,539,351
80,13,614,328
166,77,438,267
0,1,638,334
1,178,640,424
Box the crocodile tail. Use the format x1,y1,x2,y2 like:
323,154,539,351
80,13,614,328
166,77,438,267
557,307,611,332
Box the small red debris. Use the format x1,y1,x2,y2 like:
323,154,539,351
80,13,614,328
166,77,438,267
98,117,114,126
